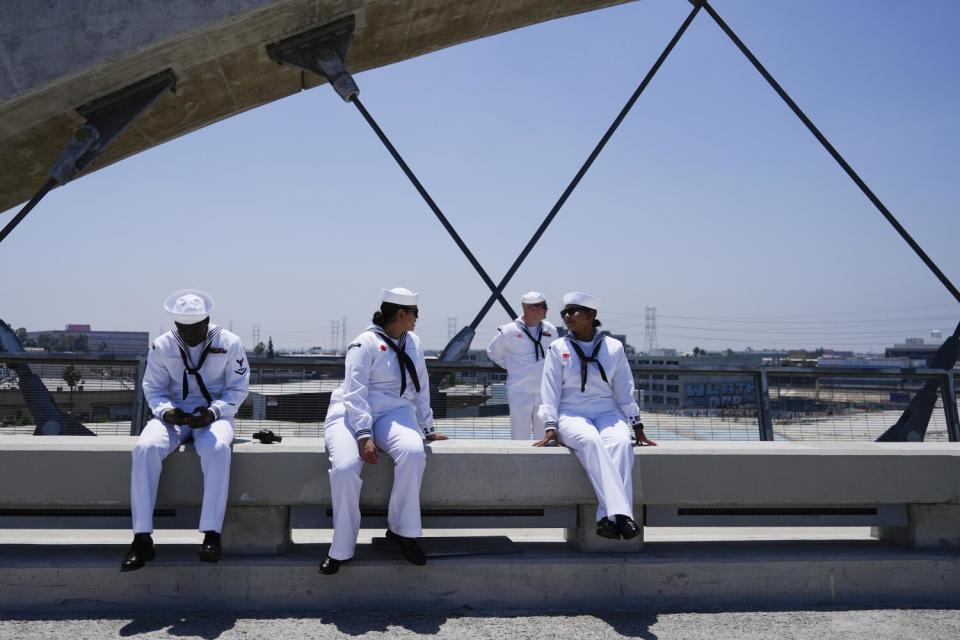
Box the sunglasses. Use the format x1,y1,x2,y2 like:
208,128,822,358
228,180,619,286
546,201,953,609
560,306,591,317
401,305,419,318
528,302,548,310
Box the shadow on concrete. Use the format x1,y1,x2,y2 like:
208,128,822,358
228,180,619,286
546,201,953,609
318,610,659,638
118,615,237,639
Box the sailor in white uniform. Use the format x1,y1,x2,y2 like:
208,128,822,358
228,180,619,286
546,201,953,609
320,287,448,575
486,291,557,440
121,289,249,572
534,292,656,541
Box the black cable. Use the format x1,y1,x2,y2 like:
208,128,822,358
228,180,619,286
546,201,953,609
701,0,960,306
0,178,57,245
350,96,517,320
466,1,704,329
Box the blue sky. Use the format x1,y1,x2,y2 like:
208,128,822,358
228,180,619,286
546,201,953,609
2,0,958,353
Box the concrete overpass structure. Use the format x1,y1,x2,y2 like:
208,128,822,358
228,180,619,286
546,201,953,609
0,0,636,215
1,438,960,612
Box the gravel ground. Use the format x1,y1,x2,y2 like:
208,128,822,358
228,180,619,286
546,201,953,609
1,610,958,639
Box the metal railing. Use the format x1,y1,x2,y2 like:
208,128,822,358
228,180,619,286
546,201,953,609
1,353,957,442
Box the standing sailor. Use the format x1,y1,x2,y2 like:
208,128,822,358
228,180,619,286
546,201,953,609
486,291,557,440
121,289,249,571
320,287,448,575
534,292,656,541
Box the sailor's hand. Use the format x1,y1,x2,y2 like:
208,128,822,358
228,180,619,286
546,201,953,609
533,430,558,447
426,432,448,441
162,408,190,426
359,437,379,464
187,407,215,428
634,427,657,446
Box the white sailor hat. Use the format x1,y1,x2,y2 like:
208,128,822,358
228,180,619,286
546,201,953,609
381,287,419,306
164,289,214,325
561,291,599,311
521,291,546,304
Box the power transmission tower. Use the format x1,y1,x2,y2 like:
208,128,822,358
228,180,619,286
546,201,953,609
448,317,458,341
341,316,348,352
330,320,340,354
252,325,261,348
644,306,658,353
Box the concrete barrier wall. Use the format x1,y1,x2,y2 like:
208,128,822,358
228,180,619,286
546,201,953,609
2,437,959,508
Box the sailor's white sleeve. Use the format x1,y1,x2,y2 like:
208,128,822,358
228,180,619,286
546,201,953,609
210,339,250,419
612,347,641,426
413,346,436,437
341,341,375,441
537,346,562,431
142,343,175,419
486,327,508,368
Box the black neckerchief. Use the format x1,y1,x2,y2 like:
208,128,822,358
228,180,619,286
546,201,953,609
174,326,221,404
372,329,421,395
566,333,607,392
517,321,546,361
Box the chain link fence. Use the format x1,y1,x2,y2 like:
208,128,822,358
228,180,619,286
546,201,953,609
1,355,957,442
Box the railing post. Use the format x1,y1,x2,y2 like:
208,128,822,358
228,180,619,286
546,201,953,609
756,370,774,441
940,373,960,442
130,355,148,436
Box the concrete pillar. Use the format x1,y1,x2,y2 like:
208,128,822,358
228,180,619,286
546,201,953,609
876,505,960,549
221,506,290,554
564,504,644,552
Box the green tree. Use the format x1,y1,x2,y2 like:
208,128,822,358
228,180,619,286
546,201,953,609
15,327,27,345
254,342,266,357
62,365,83,404
267,336,275,359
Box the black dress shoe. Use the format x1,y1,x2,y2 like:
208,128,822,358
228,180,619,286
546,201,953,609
385,529,427,566
120,533,156,572
616,514,642,540
198,530,222,563
596,517,621,540
319,556,348,575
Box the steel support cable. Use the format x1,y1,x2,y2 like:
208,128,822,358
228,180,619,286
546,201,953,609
350,96,517,319
701,0,960,307
465,1,704,329
0,178,57,245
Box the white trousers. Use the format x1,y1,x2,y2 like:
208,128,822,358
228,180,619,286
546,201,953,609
325,405,427,561
508,388,545,441
130,418,234,534
558,411,634,522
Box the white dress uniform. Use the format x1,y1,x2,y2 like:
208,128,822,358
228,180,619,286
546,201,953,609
538,294,641,523
132,290,250,534
487,293,556,440
324,289,435,562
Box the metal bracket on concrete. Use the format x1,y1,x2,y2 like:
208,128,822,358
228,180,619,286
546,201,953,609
267,16,359,101
0,69,177,246
54,69,178,185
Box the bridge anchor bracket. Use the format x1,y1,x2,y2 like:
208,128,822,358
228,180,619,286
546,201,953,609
267,15,359,101
50,69,177,185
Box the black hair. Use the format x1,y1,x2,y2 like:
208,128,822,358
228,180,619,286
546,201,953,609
372,302,404,327
588,308,602,328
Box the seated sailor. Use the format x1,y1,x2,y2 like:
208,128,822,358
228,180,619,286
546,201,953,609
320,287,448,575
121,289,249,571
534,291,656,541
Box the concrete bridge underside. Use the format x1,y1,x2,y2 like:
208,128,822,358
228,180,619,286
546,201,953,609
0,0,635,215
